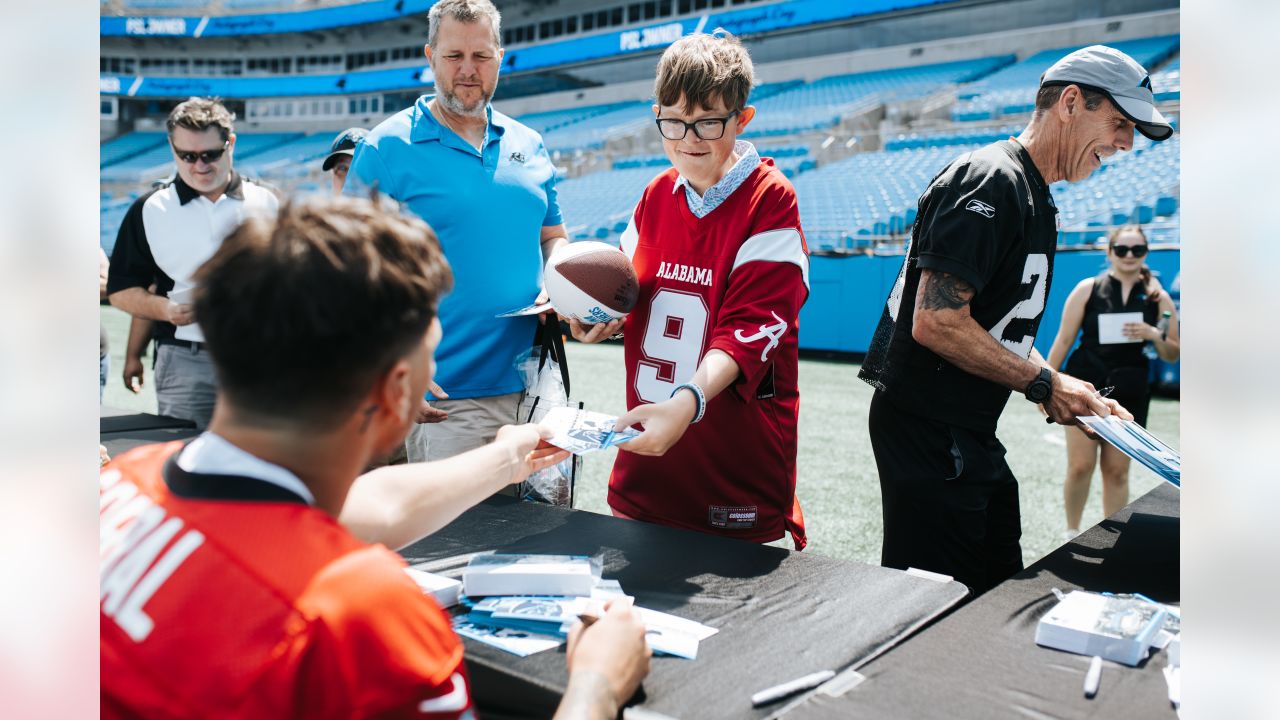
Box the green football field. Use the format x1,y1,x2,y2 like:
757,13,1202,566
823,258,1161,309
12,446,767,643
101,305,1179,567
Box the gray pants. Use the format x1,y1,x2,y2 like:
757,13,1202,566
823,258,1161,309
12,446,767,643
155,343,218,430
404,391,521,463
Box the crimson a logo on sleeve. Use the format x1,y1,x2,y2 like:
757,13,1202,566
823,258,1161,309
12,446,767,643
709,505,758,529
965,199,996,218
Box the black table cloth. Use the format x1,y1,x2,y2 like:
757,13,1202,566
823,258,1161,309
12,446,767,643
787,483,1180,720
100,411,198,457
401,497,969,720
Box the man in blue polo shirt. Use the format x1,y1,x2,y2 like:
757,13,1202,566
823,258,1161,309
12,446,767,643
347,0,567,463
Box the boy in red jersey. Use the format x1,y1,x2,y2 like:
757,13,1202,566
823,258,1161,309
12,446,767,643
570,33,809,549
101,196,650,719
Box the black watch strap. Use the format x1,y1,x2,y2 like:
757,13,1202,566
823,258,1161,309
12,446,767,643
1026,367,1053,404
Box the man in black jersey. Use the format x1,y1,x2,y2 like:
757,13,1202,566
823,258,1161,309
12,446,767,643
859,45,1175,595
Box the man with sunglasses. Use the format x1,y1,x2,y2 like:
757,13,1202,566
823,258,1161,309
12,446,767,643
859,45,1175,596
107,97,278,429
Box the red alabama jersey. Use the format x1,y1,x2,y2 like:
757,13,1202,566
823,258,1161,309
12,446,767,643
609,159,809,548
100,442,474,719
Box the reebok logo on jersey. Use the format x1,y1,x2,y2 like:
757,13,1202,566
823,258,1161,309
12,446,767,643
965,199,996,218
655,261,713,286
735,311,788,361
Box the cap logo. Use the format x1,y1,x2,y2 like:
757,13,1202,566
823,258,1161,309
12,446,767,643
1139,75,1152,90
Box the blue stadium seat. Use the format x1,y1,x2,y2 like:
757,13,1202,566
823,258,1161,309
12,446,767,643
122,0,208,7
744,55,1013,137
952,36,1178,121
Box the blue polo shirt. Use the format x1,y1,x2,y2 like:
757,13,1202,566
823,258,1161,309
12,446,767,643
347,95,562,400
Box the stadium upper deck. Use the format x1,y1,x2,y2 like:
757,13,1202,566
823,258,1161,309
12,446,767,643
101,0,1181,257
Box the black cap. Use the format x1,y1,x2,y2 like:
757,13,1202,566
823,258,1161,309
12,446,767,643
322,127,369,171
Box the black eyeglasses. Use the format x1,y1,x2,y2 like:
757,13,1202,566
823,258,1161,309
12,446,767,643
1112,244,1149,258
172,141,229,165
655,110,739,141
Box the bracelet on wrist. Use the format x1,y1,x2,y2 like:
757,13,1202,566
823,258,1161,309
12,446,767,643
671,382,706,424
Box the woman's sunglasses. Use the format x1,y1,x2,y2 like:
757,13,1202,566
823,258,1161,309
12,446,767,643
172,141,229,165
1111,244,1148,258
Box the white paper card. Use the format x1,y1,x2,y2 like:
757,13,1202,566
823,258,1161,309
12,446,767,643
1077,415,1180,487
452,618,564,657
403,567,463,608
1097,312,1144,344
167,286,196,305
496,301,553,318
541,406,640,455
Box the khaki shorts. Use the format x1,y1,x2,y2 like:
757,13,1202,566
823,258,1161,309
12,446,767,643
403,391,521,463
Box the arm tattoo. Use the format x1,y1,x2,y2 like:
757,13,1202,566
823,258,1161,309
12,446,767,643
920,272,975,311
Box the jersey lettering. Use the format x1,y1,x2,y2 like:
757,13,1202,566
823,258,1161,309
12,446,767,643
734,311,788,362
636,288,709,403
655,261,714,287
988,253,1049,357
100,475,205,643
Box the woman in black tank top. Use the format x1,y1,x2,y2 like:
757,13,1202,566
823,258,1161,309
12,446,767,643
1044,226,1180,538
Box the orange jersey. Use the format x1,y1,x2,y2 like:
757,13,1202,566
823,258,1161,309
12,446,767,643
100,442,474,719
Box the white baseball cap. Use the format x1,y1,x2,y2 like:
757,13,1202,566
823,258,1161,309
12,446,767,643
1041,45,1174,141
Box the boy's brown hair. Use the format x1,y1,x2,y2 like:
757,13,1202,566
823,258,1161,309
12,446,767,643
654,32,755,114
194,195,453,430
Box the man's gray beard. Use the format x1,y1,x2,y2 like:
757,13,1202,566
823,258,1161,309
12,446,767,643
438,87,491,118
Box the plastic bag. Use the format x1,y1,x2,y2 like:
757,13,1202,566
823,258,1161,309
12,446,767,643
514,314,581,507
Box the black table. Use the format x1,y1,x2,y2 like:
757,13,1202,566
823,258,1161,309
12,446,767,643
100,410,198,457
401,498,968,720
787,483,1180,720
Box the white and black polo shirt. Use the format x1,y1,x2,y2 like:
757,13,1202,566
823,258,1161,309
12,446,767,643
106,172,279,344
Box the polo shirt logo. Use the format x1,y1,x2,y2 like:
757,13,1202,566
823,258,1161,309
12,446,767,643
509,151,526,164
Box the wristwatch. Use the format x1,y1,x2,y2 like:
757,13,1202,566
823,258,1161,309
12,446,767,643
1025,367,1054,404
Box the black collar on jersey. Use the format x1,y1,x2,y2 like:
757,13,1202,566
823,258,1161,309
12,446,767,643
1004,138,1052,196
162,447,309,505
173,170,246,205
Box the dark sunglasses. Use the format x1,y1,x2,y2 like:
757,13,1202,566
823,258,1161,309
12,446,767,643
1111,244,1148,258
172,141,229,165
655,110,739,141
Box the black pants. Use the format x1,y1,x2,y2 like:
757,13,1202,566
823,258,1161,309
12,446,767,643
869,391,1023,597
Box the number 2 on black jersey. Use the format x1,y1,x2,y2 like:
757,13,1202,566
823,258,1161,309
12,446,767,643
886,253,1048,358
989,253,1048,358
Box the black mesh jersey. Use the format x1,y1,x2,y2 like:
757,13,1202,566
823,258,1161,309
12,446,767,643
860,139,1059,433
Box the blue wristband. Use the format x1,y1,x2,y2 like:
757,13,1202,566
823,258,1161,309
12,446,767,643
671,382,706,424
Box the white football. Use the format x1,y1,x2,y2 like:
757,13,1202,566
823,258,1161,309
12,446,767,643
544,241,639,323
